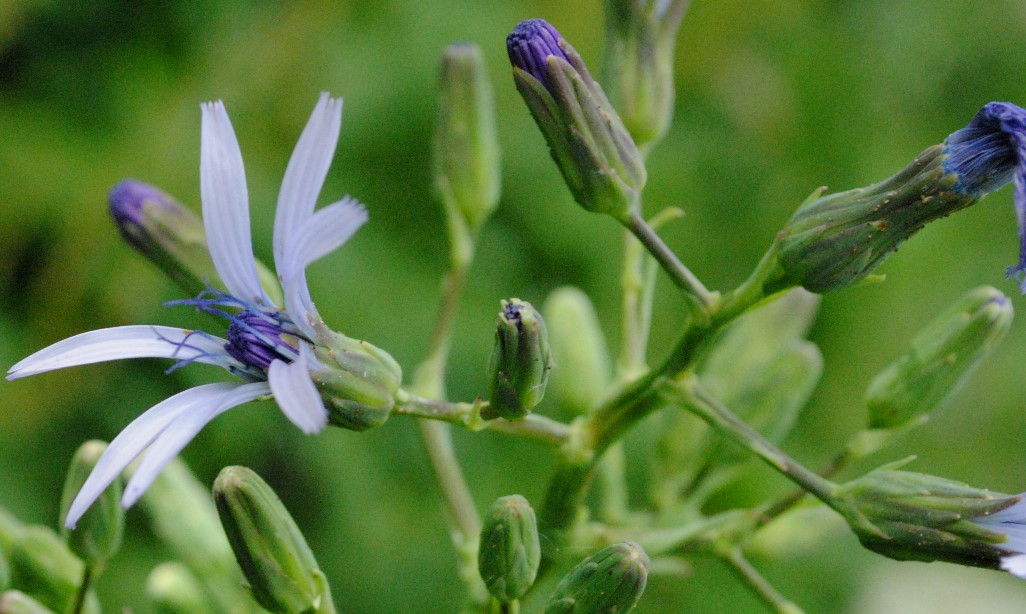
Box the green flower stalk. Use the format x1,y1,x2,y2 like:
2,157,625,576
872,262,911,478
544,541,650,614
507,18,646,221
434,43,501,242
866,286,1013,429
478,495,541,603
213,466,335,614
777,102,1026,293
603,0,691,150
834,463,1025,572
58,441,124,571
484,299,552,420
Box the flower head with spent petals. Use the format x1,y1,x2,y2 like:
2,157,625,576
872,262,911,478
7,93,400,529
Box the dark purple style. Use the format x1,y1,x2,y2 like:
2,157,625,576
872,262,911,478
506,18,569,88
944,102,1026,288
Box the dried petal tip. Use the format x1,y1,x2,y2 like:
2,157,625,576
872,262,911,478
943,102,1026,292
506,19,570,87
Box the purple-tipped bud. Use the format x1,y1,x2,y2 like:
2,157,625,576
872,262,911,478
507,19,571,89
109,180,181,251
943,102,1026,290
507,18,646,220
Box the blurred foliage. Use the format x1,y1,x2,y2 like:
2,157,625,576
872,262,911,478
3,0,1026,612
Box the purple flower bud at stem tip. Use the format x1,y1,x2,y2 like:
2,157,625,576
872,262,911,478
507,18,570,88
108,179,174,228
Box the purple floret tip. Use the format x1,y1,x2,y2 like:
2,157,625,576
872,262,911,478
507,18,569,88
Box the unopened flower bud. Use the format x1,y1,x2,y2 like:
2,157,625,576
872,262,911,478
9,527,98,614
866,286,1013,429
777,102,1026,293
484,299,551,420
835,464,1023,571
213,466,335,614
478,495,541,602
434,43,501,237
545,541,650,614
146,562,215,614
59,441,123,568
0,591,54,614
311,323,402,432
508,19,646,221
543,287,611,415
108,179,282,302
603,0,690,149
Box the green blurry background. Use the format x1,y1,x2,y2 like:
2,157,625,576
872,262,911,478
3,0,1026,611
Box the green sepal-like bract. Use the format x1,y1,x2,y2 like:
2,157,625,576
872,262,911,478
59,441,124,570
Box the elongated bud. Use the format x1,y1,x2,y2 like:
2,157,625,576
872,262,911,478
9,527,99,614
479,495,541,602
59,441,124,569
213,466,335,614
545,541,650,614
311,323,402,431
0,591,55,614
543,287,611,415
484,299,551,420
777,102,1026,293
434,43,501,238
146,563,215,614
603,0,690,149
834,463,1025,572
109,179,282,302
508,19,646,221
866,286,1013,429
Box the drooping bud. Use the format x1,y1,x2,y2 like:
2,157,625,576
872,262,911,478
544,541,650,614
866,286,1013,429
603,0,691,150
213,466,335,614
434,43,501,250
478,495,541,602
777,102,1026,293
108,179,282,303
59,441,124,569
146,562,215,614
834,463,1024,571
9,527,99,614
508,19,647,221
0,591,55,614
542,287,611,415
484,299,551,420
310,323,402,431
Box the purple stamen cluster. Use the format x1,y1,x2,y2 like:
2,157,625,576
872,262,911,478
225,310,299,371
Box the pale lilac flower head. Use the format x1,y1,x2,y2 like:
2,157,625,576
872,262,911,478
7,93,367,528
969,496,1026,578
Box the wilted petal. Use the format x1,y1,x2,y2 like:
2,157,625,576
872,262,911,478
64,382,255,528
7,325,236,379
274,92,344,275
201,101,269,306
122,381,271,508
267,344,327,434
